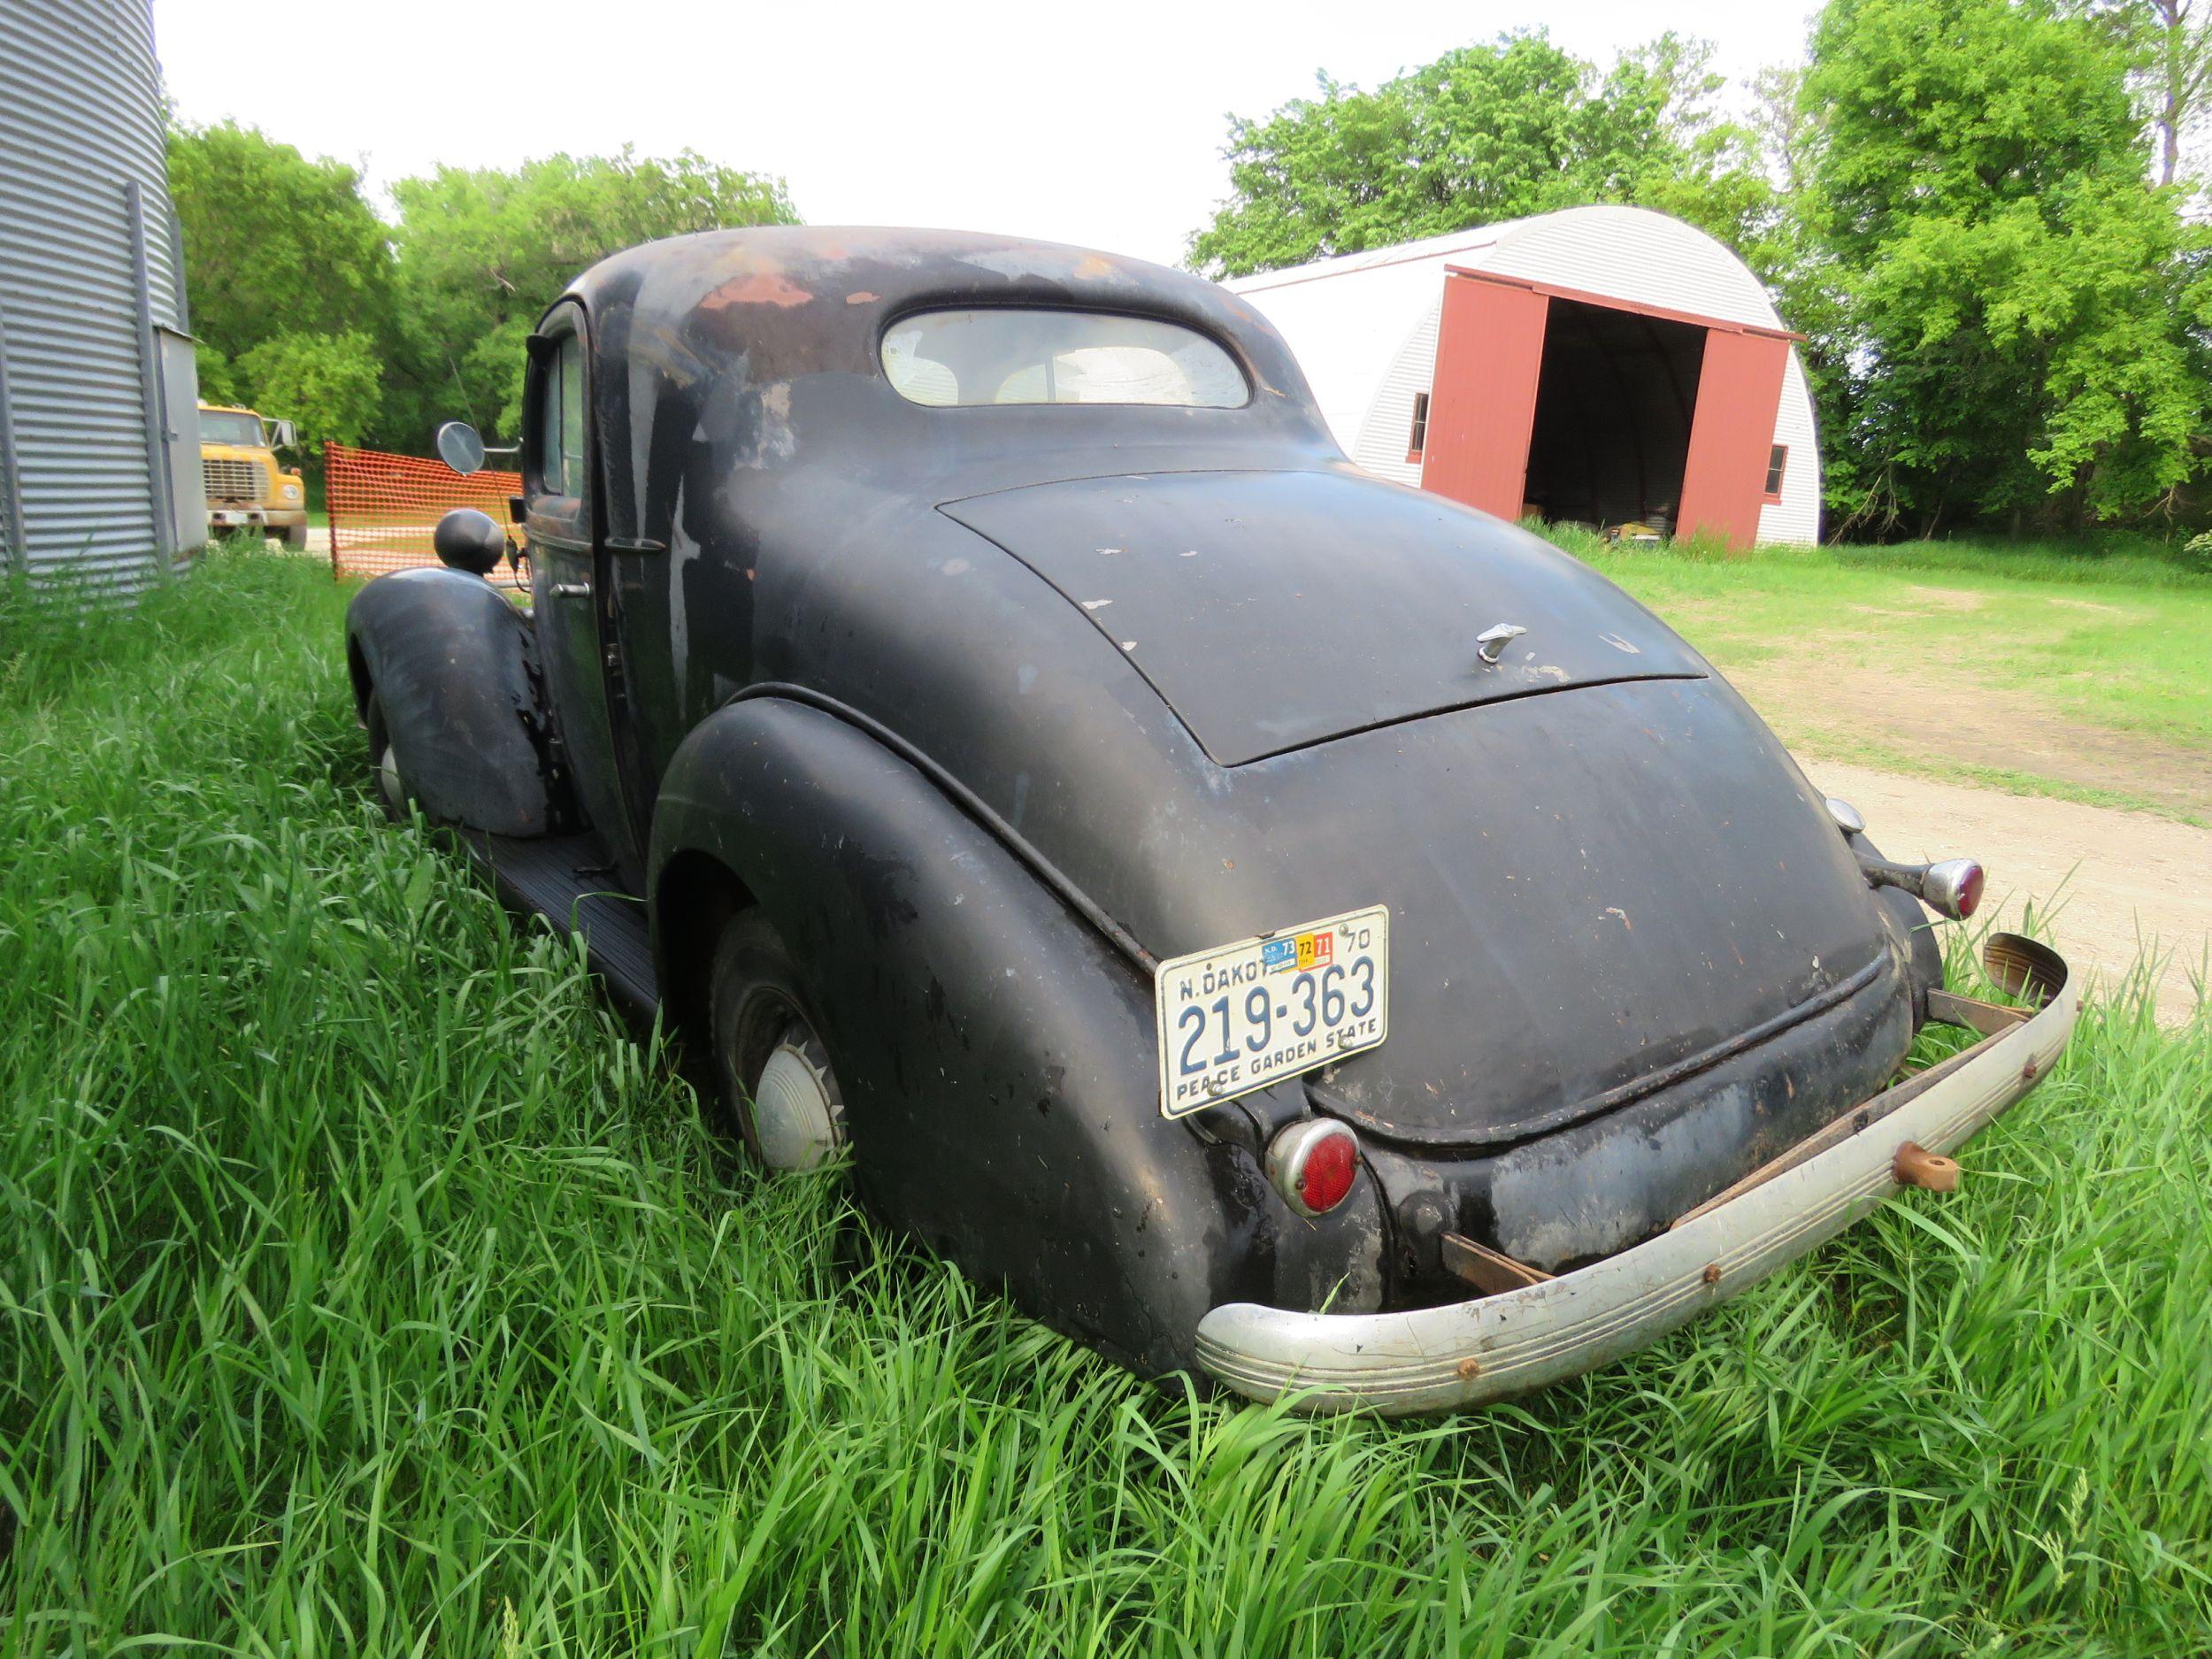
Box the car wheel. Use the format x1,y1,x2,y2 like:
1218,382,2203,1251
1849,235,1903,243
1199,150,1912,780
283,521,310,551
365,689,408,820
708,911,848,1171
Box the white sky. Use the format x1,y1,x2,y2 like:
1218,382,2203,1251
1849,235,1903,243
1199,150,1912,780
150,0,1818,269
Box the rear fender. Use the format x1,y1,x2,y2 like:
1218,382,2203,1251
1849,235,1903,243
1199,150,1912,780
345,567,565,836
649,696,1386,1379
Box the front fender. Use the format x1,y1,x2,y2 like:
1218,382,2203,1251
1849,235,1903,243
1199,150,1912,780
345,568,564,837
649,696,1386,1379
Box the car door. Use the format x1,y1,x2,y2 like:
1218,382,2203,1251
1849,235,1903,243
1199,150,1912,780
524,304,644,886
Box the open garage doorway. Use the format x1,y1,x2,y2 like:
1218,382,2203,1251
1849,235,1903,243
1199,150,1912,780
1419,268,1797,548
1518,298,1705,534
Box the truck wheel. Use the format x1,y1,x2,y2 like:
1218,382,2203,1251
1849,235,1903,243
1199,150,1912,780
365,689,409,819
283,521,309,551
708,911,848,1171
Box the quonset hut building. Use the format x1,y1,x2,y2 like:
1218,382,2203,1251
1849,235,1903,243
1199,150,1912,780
1225,206,1818,547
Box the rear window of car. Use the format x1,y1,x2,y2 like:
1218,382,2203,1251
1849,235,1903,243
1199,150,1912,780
881,309,1248,409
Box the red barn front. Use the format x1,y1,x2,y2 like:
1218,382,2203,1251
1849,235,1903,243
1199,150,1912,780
1222,206,1818,548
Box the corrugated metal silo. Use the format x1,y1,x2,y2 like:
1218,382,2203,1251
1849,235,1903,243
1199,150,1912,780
0,0,203,590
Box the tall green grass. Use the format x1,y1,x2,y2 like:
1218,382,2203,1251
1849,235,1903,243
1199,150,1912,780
3,552,2209,1654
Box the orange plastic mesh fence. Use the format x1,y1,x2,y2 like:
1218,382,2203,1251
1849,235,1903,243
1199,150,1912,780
325,442,524,585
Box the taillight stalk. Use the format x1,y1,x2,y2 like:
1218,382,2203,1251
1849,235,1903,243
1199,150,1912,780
1855,849,1985,921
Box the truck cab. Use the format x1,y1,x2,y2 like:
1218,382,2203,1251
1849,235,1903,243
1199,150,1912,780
198,404,308,549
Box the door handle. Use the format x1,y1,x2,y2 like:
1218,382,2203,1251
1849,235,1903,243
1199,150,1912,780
549,581,591,599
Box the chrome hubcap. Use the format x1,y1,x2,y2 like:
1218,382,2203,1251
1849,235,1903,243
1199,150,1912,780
376,743,405,813
749,1028,844,1171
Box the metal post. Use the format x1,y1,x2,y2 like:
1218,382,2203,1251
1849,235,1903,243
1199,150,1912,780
124,180,177,576
0,303,27,580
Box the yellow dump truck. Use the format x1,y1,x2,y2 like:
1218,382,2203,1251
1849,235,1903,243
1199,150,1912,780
198,404,309,549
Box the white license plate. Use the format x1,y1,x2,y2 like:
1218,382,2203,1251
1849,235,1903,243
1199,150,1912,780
1156,905,1389,1118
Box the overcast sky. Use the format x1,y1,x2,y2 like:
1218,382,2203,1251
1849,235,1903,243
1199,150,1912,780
151,0,1818,268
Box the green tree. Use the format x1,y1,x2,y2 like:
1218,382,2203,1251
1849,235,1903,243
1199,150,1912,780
234,332,383,452
1802,0,2210,532
1187,31,1774,278
167,121,400,448
389,149,799,441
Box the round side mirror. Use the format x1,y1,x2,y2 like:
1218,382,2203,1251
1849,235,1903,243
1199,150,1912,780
435,420,487,476
434,508,507,576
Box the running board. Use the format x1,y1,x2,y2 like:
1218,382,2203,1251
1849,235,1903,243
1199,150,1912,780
460,831,660,1021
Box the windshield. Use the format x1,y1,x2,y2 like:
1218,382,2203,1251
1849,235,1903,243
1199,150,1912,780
881,310,1248,409
201,412,265,446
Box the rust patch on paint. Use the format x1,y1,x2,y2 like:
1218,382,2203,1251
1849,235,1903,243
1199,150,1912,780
701,271,814,311
846,290,880,305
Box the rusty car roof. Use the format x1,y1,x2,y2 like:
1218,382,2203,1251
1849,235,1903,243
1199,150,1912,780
554,227,1344,548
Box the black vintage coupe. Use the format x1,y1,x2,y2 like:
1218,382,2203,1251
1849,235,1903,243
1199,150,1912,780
345,227,2076,1412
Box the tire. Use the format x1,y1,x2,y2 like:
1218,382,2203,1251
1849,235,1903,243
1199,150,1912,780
364,689,408,821
708,911,848,1171
282,520,309,552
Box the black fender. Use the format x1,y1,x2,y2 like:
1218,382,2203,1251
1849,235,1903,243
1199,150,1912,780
344,568,565,837
648,696,1386,1380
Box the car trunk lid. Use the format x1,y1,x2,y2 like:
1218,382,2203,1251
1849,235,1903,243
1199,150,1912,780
939,467,1705,766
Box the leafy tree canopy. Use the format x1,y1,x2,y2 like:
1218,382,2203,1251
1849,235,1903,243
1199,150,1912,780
167,122,401,452
390,150,799,441
1801,0,2212,530
167,131,800,455
167,121,398,360
1187,32,1775,279
234,332,384,452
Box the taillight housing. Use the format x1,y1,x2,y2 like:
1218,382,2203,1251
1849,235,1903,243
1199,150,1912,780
1923,857,1985,921
1266,1119,1360,1217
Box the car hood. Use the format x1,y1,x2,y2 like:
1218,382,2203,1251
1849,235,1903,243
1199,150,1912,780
940,469,1704,765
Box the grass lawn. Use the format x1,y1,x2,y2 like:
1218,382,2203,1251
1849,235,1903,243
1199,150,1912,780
1557,532,2212,821
4,552,2211,1654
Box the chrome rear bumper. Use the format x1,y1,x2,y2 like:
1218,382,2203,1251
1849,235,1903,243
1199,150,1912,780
1196,935,2077,1416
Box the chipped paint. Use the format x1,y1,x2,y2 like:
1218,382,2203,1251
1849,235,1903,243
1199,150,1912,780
733,382,797,469
700,270,814,311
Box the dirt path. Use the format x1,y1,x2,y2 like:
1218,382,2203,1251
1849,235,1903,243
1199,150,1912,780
1732,656,2212,823
1810,759,2208,1025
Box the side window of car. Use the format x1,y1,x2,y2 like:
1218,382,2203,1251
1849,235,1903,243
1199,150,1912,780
535,328,587,500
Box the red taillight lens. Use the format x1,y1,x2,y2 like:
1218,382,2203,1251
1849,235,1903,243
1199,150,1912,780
1266,1119,1360,1217
1924,857,1985,921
